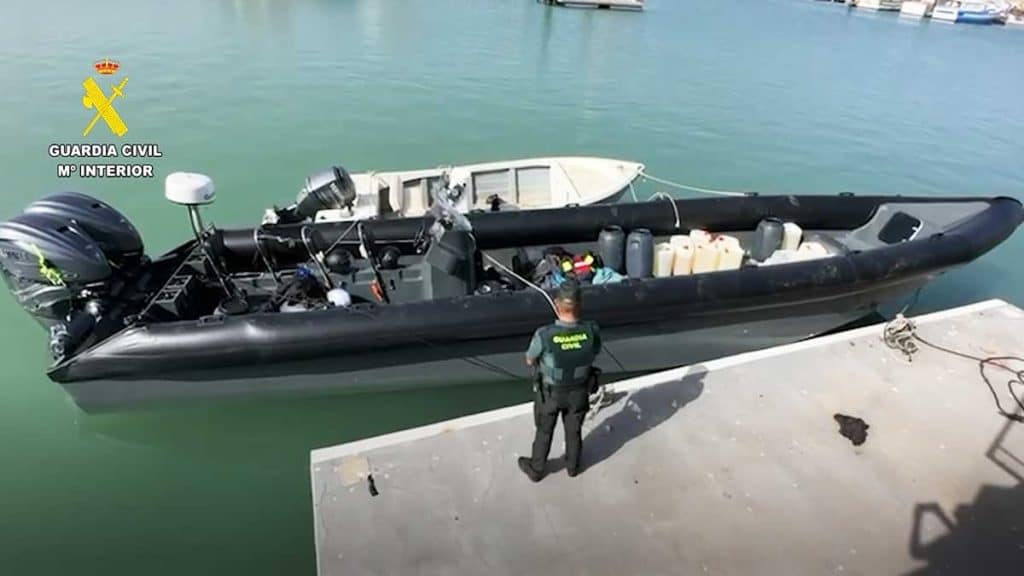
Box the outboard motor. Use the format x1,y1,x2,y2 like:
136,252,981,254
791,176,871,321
262,166,358,225
23,192,144,269
0,192,144,359
295,166,357,220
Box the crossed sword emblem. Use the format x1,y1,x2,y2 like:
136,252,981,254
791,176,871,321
82,77,128,137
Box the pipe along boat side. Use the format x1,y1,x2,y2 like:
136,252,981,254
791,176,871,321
0,170,1020,411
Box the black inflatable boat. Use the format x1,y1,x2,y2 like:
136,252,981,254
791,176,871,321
0,177,1020,411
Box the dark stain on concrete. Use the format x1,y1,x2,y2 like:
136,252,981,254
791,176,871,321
834,413,869,446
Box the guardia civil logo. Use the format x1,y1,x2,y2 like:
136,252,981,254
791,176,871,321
48,58,162,179
82,58,128,137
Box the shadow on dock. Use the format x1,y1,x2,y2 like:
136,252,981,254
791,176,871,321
905,482,1024,575
581,365,707,473
905,412,1024,576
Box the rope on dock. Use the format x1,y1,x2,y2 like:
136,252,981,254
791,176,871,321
882,313,1024,422
882,314,920,361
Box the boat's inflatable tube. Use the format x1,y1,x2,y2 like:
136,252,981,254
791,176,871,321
50,196,1023,383
218,194,1015,270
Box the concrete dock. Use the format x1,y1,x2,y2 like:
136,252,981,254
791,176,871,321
310,300,1024,575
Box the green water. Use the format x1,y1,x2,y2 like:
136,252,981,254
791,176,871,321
1,0,1021,573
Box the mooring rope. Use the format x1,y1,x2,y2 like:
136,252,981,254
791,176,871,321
882,314,920,361
882,313,1024,422
639,170,748,198
647,191,682,229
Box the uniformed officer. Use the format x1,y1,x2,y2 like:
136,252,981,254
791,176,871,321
518,280,602,482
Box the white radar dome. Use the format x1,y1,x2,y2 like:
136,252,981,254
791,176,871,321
165,172,216,206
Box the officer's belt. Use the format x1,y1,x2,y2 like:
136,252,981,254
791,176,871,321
540,380,589,392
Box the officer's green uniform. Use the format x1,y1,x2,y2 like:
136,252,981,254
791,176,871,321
523,314,601,478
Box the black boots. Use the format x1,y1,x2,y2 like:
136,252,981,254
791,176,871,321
518,457,544,483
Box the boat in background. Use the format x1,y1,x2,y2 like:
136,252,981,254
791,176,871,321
931,1,1008,23
900,0,936,17
932,1,961,20
856,0,905,11
958,1,1008,23
544,0,644,10
262,157,644,225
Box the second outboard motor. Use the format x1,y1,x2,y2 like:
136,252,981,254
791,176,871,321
294,166,357,221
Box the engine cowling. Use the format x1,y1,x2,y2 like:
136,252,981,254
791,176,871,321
295,166,357,220
24,192,143,268
0,212,112,323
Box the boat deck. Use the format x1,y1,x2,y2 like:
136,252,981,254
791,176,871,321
310,299,1024,575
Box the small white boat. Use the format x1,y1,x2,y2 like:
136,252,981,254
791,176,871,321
900,0,935,17
856,0,905,11
932,1,1008,23
545,0,644,10
263,157,645,224
957,2,1008,23
931,2,962,20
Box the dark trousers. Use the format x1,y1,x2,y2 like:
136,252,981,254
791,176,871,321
530,386,590,475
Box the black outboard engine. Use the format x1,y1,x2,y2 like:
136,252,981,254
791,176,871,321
23,192,143,269
0,192,144,359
